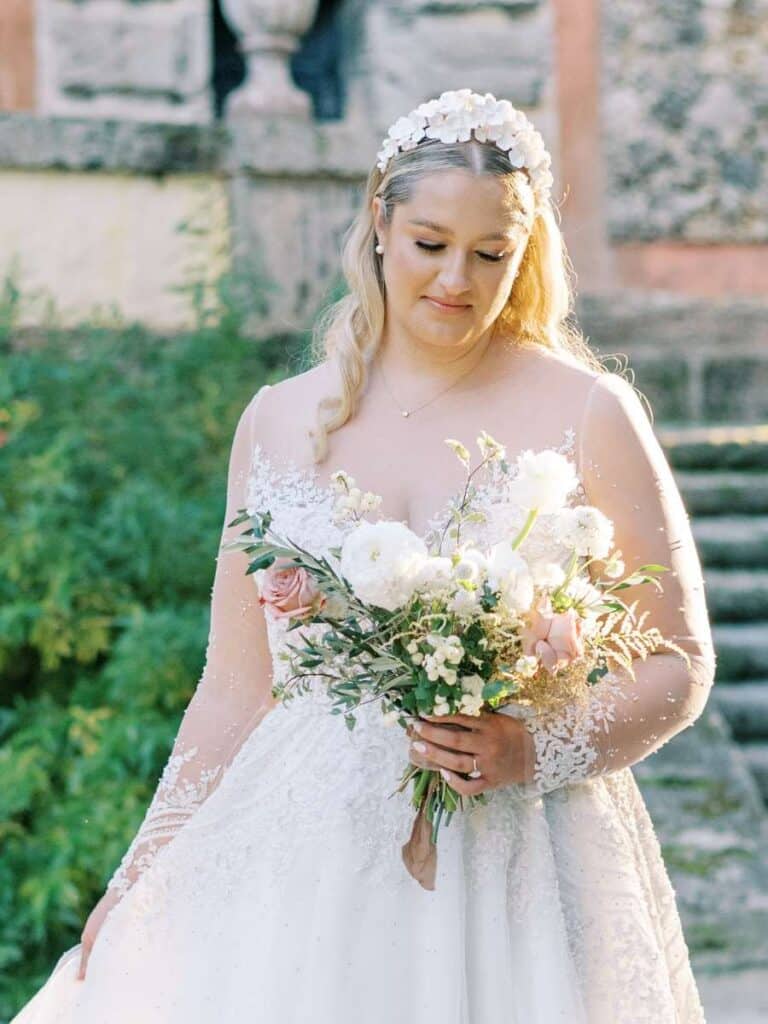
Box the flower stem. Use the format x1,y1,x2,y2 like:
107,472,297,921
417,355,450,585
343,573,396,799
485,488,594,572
510,508,538,551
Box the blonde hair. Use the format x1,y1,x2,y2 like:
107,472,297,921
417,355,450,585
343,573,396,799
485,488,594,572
307,136,608,463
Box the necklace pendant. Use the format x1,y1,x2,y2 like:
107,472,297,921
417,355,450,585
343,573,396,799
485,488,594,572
402,409,410,418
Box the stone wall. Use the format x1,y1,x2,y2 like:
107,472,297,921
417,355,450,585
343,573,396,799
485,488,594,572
352,0,555,129
0,117,229,330
577,291,768,424
36,0,213,123
601,0,768,242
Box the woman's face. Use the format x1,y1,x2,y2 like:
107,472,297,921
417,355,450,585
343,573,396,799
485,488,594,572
372,170,529,351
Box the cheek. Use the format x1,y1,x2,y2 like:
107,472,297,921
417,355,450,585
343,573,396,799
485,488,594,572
386,244,433,296
484,265,517,311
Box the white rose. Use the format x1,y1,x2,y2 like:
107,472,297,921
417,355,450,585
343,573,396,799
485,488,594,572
339,521,428,611
507,449,579,514
556,505,614,559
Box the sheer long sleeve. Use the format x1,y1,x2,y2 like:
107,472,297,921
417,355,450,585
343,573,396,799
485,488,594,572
520,372,717,795
106,385,276,900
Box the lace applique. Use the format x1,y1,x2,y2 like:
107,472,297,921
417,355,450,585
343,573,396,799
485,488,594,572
107,747,223,897
520,670,631,794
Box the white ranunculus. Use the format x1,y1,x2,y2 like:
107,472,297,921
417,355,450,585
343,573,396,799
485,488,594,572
557,505,614,559
507,449,579,514
339,521,428,611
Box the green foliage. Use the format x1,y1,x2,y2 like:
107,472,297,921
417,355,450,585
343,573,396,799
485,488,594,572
0,283,301,1017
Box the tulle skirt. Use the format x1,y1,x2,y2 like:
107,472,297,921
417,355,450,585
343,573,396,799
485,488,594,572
12,694,706,1023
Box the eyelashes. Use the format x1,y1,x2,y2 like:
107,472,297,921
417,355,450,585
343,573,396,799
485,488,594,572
415,241,506,263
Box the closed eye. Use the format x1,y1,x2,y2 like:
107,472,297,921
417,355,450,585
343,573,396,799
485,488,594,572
415,241,506,263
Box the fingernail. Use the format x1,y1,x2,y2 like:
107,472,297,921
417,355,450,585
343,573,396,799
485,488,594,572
413,741,427,753
440,769,451,780
412,721,423,733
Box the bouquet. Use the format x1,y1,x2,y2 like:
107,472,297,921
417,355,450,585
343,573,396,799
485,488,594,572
222,431,688,889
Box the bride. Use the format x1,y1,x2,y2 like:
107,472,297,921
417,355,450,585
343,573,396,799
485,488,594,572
13,89,716,1023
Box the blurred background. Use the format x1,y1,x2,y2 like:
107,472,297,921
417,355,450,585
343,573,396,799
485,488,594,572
0,0,767,1019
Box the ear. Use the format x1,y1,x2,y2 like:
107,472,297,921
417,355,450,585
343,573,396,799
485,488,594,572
371,196,387,241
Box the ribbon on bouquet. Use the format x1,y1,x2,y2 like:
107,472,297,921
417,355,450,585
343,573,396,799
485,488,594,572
401,773,439,890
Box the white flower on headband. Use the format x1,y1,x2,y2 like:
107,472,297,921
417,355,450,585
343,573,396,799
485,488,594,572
376,88,554,204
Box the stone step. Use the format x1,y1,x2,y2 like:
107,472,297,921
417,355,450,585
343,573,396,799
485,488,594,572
711,683,768,741
658,423,768,472
632,707,768,971
705,570,768,622
713,624,768,681
741,743,768,802
676,472,768,516
693,517,768,569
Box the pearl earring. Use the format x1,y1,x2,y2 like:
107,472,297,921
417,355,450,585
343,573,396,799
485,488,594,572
375,243,384,255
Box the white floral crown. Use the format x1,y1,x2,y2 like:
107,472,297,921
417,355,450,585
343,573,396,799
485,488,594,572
376,88,554,205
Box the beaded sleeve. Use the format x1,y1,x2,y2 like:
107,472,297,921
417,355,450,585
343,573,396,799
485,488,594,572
520,373,717,794
106,386,276,899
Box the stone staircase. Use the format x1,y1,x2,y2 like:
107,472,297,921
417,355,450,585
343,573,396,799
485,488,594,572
658,424,768,804
626,424,768,973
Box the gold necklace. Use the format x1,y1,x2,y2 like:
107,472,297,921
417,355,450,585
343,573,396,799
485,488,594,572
376,345,490,418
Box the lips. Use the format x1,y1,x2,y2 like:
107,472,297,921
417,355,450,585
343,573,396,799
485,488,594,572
425,297,472,311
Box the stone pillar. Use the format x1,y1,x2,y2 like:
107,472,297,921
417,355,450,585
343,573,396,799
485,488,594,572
219,0,320,117
0,0,36,111
36,0,213,123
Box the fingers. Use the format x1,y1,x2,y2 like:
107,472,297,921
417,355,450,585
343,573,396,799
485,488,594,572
409,736,477,775
412,716,480,753
436,767,488,797
422,712,487,730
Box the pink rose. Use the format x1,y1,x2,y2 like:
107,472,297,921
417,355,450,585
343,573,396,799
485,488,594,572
258,557,326,621
521,595,584,674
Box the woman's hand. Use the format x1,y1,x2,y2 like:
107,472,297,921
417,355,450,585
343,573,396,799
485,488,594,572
77,886,122,981
405,709,536,796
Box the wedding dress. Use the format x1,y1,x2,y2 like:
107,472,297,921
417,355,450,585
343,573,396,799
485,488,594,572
12,370,716,1024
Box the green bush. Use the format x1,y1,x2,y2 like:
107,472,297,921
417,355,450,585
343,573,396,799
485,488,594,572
0,291,303,1016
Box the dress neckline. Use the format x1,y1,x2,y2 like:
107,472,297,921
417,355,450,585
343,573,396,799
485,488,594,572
249,427,582,545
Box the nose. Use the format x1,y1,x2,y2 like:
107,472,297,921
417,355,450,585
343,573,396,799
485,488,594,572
436,250,472,298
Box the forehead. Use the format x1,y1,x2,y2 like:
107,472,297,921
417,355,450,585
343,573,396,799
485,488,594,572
395,170,524,239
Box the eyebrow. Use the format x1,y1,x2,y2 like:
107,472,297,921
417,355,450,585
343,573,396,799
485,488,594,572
407,218,515,242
